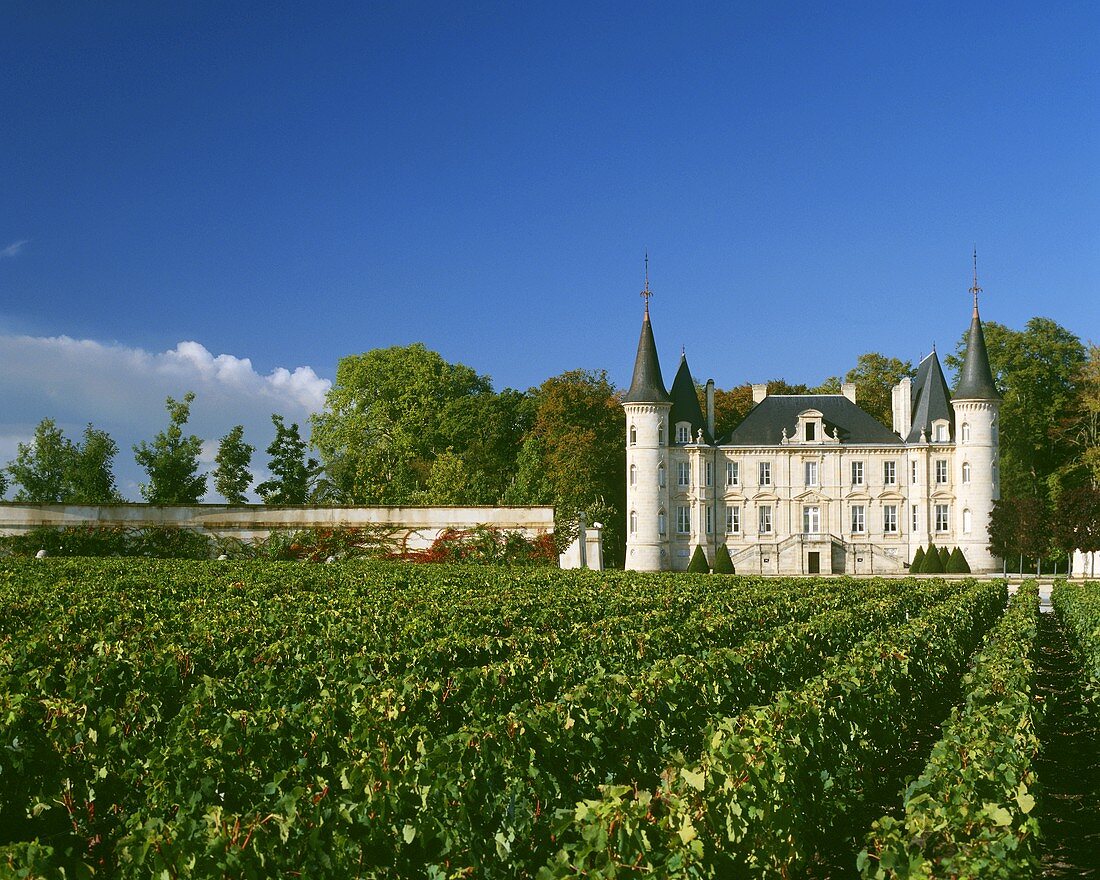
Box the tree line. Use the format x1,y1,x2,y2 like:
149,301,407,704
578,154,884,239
3,317,1098,567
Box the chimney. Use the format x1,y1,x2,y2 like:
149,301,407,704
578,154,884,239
841,383,857,404
706,379,715,439
892,377,912,437
752,383,768,404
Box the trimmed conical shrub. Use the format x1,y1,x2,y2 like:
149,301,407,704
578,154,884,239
947,546,971,573
713,544,735,574
939,545,950,567
922,542,944,573
910,546,926,573
687,545,711,573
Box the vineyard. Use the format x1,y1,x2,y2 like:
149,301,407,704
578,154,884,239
0,561,1097,878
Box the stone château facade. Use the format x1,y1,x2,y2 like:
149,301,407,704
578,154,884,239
624,270,1002,574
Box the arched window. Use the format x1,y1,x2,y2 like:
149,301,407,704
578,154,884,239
963,508,972,534
629,510,638,534
658,422,665,445
658,464,666,487
961,422,970,443
630,464,637,486
629,425,637,446
962,462,971,484
992,462,999,486
657,509,667,535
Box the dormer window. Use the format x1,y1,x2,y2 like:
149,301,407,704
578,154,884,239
676,423,691,444
797,409,824,444
932,420,950,443
805,421,816,441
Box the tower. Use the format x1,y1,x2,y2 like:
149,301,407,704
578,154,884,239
623,261,672,571
951,252,1002,571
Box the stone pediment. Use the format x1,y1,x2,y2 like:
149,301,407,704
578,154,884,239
844,489,872,501
793,489,826,503
930,488,956,501
876,489,905,501
751,490,780,502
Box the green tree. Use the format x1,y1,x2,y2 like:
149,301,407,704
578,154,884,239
948,318,1086,502
419,449,473,505
1051,487,1100,558
6,419,74,502
256,415,320,505
1056,342,1100,490
844,353,914,427
133,393,207,504
213,425,254,504
67,425,120,503
519,369,626,562
311,344,491,503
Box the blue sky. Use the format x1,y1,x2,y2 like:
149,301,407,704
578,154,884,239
2,2,1098,498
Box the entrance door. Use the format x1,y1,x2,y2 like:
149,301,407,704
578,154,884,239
807,551,820,574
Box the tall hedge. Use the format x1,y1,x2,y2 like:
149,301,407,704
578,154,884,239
910,546,926,573
947,546,971,573
687,545,710,573
922,542,945,573
713,544,736,574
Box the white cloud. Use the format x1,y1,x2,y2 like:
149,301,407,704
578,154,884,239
0,333,332,502
0,240,29,259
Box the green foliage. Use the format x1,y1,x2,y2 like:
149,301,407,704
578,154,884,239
989,495,1052,562
310,344,492,503
1054,581,1100,712
922,542,944,573
133,392,206,504
213,425,253,504
395,526,556,566
255,415,319,505
5,420,121,503
938,544,950,567
860,585,1041,879
687,545,710,572
713,544,735,574
947,546,971,573
0,525,215,559
844,352,915,427
910,545,925,573
948,317,1086,502
1050,486,1100,555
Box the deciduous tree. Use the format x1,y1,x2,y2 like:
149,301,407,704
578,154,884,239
67,425,121,503
214,425,254,504
843,353,914,427
133,393,207,504
6,419,73,502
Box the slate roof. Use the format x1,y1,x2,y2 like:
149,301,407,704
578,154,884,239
669,354,712,443
955,309,1002,401
725,394,901,446
623,309,671,404
906,350,954,443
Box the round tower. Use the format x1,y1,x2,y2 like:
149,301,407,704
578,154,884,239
951,255,1002,572
624,267,672,571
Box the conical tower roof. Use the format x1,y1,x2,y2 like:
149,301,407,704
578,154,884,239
955,255,1001,401
669,352,710,442
624,305,670,404
955,309,1001,401
906,349,954,442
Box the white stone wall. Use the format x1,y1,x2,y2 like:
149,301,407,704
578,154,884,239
950,400,1000,571
625,402,672,571
0,503,555,551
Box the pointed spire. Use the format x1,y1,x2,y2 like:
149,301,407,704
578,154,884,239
624,258,670,405
669,349,709,442
955,252,1001,401
970,247,982,318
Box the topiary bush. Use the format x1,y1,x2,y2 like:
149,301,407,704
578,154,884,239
713,544,735,574
687,545,710,573
947,546,971,573
910,546,926,573
922,542,944,573
939,545,950,567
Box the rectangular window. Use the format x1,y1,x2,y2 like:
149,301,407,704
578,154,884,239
676,424,690,444
726,460,739,486
677,506,690,534
851,504,865,534
759,461,772,486
802,505,820,534
758,505,773,535
805,421,816,441
678,461,690,487
851,460,864,486
911,460,918,484
883,461,896,485
935,459,948,484
705,461,713,487
726,505,740,534
658,511,666,535
883,504,898,533
705,506,713,534
935,504,949,533
804,460,818,486
912,504,919,532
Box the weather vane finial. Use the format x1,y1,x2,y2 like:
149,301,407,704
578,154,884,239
970,246,982,316
641,251,652,315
